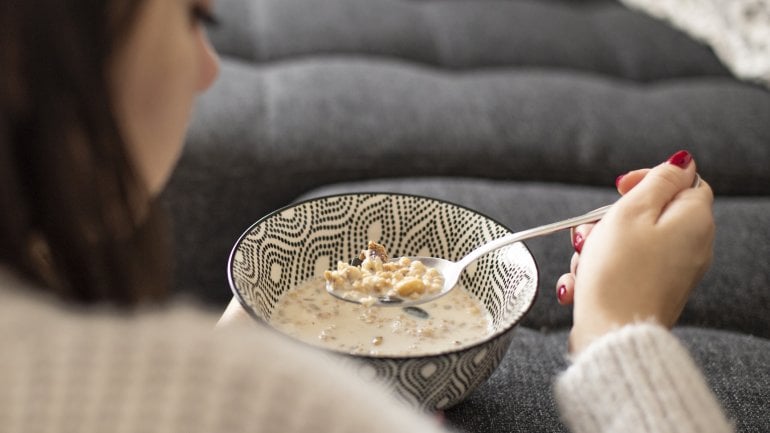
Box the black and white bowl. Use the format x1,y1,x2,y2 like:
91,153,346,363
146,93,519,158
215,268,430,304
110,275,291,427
228,193,538,410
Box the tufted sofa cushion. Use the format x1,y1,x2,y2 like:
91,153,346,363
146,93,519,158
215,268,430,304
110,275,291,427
201,0,769,193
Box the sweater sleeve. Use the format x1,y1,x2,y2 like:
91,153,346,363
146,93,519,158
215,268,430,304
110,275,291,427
554,323,734,433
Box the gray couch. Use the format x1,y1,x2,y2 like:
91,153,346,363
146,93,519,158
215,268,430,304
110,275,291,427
162,0,770,431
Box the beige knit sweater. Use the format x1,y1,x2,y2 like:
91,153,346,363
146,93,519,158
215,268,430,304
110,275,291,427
0,267,732,433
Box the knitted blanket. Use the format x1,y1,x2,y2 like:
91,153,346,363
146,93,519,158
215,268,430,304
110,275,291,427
622,0,770,88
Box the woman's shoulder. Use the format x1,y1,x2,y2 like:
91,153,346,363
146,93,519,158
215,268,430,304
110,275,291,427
0,264,211,331
0,264,226,374
0,265,444,433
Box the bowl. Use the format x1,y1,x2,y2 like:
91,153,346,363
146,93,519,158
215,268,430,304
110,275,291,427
227,193,538,410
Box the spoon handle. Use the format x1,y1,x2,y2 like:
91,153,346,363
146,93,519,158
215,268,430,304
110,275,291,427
457,174,702,269
457,204,612,268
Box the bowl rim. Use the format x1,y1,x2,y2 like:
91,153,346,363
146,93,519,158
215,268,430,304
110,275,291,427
227,191,541,360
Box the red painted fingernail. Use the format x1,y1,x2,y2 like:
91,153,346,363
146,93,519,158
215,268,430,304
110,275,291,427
573,232,584,254
615,174,625,188
667,150,692,169
557,285,567,303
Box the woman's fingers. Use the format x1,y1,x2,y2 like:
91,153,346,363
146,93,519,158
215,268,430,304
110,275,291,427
572,224,594,254
559,151,699,309
570,251,580,275
615,168,651,195
559,225,590,305
556,273,575,305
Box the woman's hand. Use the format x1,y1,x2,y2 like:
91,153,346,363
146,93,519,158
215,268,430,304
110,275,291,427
555,151,715,354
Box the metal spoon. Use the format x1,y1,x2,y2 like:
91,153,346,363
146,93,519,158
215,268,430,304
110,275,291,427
327,175,701,307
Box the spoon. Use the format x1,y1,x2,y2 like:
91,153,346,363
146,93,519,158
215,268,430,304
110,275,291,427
327,175,701,307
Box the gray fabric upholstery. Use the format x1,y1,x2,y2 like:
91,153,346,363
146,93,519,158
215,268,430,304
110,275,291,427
210,0,729,80
161,0,770,431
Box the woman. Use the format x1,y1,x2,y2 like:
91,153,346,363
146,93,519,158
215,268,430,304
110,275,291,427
0,0,219,304
0,0,731,432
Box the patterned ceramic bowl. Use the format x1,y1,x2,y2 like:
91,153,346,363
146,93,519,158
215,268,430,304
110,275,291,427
228,193,538,410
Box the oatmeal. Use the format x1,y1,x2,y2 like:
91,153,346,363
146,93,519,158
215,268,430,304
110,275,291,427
270,277,493,356
323,241,444,305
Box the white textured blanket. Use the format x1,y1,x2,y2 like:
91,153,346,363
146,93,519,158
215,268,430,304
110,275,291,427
621,0,770,88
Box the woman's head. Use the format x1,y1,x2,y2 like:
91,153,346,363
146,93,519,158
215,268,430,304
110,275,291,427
0,0,220,304
111,0,220,195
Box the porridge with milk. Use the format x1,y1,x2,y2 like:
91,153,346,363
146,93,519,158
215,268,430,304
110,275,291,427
270,277,494,356
323,241,445,306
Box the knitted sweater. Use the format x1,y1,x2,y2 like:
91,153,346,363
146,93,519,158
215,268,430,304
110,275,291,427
0,267,732,433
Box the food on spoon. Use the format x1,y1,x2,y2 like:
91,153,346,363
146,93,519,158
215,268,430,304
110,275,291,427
324,241,445,305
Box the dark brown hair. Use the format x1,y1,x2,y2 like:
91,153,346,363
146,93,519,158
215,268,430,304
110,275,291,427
0,0,171,305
